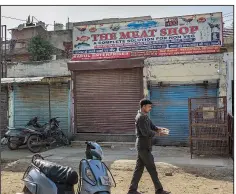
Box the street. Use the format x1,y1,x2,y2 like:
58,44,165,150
1,146,233,194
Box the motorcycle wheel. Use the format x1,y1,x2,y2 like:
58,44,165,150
27,135,42,153
7,137,19,150
47,136,58,148
59,132,71,145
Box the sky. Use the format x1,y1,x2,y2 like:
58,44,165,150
1,5,234,39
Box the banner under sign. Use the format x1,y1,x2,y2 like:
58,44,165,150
72,12,223,61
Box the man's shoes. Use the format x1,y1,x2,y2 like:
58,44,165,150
157,190,171,194
127,192,142,194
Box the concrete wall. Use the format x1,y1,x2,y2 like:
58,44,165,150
11,54,30,62
224,52,233,115
11,26,47,40
47,30,72,51
143,53,225,97
7,59,70,78
224,36,233,52
12,28,37,40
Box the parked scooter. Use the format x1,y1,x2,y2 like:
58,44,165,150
21,142,116,194
77,141,116,194
21,154,78,194
26,117,70,153
3,117,43,150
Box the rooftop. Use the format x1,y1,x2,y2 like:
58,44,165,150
9,24,46,31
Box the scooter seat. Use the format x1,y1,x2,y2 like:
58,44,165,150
33,159,78,185
25,127,43,132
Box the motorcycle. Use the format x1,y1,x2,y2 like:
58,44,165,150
3,117,43,150
21,154,78,194
27,117,70,153
77,141,116,194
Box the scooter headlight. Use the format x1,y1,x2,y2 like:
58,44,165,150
85,167,96,183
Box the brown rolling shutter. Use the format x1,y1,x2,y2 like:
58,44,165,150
75,67,143,134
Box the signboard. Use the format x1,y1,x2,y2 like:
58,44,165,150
72,12,222,61
203,106,215,120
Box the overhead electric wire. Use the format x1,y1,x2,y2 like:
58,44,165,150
1,15,66,27
3,12,234,27
1,16,26,22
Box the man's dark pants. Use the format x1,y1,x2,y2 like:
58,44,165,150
128,149,163,194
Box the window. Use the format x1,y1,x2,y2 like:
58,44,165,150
14,42,26,49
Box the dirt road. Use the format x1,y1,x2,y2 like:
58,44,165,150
1,161,233,194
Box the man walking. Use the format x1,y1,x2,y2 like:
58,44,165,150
127,99,171,194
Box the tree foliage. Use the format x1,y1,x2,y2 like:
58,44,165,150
28,35,54,61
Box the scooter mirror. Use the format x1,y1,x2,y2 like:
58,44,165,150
32,154,44,163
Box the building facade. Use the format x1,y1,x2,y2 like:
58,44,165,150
223,27,234,116
1,59,73,136
0,19,73,135
144,54,223,145
68,12,227,144
9,25,47,62
8,20,72,62
69,16,151,139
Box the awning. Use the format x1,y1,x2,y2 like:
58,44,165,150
67,57,145,71
1,77,44,84
1,76,70,84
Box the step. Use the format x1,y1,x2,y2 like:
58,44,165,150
71,141,136,148
73,133,136,142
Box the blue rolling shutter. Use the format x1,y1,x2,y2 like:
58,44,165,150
150,84,218,146
50,84,69,134
14,84,69,134
14,84,49,127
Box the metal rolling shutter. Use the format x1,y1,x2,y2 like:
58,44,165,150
14,84,69,133
75,67,143,134
14,84,49,127
150,84,218,146
50,84,69,134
